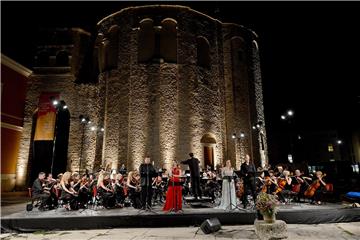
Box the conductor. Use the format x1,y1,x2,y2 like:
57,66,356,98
181,153,202,199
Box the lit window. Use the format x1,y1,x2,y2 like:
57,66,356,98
328,144,334,152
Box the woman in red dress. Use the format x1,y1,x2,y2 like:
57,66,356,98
163,161,183,212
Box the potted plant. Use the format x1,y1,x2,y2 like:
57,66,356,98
255,192,280,223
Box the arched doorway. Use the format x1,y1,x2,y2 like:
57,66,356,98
201,133,216,170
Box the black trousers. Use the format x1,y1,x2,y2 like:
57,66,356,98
242,177,257,206
191,176,202,198
141,185,153,207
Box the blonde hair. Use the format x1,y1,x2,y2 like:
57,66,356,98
97,172,110,187
283,170,290,176
60,171,72,185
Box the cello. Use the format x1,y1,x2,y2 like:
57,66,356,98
304,173,326,198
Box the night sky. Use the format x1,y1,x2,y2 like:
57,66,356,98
2,1,359,162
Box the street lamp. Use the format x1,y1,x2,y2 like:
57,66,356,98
281,109,295,163
49,97,68,175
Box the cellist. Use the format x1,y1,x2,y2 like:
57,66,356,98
308,171,327,205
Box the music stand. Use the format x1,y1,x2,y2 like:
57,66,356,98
168,175,185,213
223,175,243,211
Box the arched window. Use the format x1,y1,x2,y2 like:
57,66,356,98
37,50,50,67
56,50,69,66
160,18,177,63
231,37,246,63
107,25,120,69
196,36,210,69
138,18,155,63
96,33,106,72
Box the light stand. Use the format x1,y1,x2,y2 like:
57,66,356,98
78,115,90,174
50,98,67,175
50,107,58,175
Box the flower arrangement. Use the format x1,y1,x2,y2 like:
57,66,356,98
255,192,280,217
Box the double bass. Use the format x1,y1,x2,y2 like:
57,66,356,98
304,174,326,198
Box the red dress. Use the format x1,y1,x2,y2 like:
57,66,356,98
163,167,182,212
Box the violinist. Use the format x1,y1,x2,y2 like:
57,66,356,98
276,170,293,202
152,175,165,204
275,166,284,178
97,172,115,208
114,173,126,207
31,172,55,210
60,171,78,210
127,170,142,209
77,174,90,208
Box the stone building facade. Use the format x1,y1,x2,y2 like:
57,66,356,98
15,5,268,189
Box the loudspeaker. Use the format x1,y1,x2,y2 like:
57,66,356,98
200,218,221,234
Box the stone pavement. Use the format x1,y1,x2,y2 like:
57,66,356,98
1,222,359,240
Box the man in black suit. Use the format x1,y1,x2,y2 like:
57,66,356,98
240,154,257,208
181,153,202,199
139,156,157,209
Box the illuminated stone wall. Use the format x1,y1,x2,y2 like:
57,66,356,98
16,5,268,189
96,5,268,171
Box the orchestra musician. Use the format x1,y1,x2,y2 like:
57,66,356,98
153,175,165,204
113,173,126,207
240,154,257,208
292,169,312,201
60,171,78,210
31,172,55,210
127,171,142,209
97,171,115,208
139,156,157,210
307,171,327,205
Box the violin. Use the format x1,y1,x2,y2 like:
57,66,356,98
304,174,326,198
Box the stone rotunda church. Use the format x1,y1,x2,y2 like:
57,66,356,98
16,5,268,188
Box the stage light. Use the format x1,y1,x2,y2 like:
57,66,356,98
240,132,245,138
281,115,286,120
256,124,260,128
100,127,105,132
232,133,236,139
252,126,256,130
337,140,342,144
81,118,86,123
90,126,96,131
298,135,302,140
53,100,58,106
63,105,68,109
287,110,294,116
88,121,92,124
